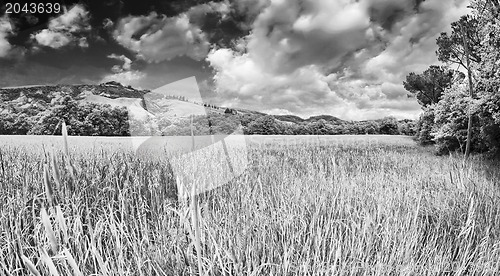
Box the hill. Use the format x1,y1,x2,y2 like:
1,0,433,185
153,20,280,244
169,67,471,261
305,115,346,124
0,82,416,137
0,82,148,115
273,115,305,124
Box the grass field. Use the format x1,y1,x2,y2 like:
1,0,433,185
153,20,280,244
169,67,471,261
1,134,500,275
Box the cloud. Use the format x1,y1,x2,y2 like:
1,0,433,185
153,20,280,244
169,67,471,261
242,0,375,75
112,12,210,62
31,4,91,49
32,29,72,49
207,48,347,117
102,53,145,87
107,54,132,73
0,16,14,58
101,70,146,88
0,15,27,59
187,0,231,21
206,0,469,120
48,4,91,32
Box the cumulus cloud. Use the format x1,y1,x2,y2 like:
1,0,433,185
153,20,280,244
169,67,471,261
206,0,469,120
242,0,375,75
31,4,91,49
101,53,146,87
207,48,349,117
32,29,72,49
101,70,146,88
187,0,231,21
0,15,27,59
0,16,14,58
107,54,132,73
112,12,210,62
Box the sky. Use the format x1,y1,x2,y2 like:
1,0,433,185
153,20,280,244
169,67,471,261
0,0,471,120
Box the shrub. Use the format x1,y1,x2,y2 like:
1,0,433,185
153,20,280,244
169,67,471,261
432,82,486,155
415,106,436,145
378,116,400,135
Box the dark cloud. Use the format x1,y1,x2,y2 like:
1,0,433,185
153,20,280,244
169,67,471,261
367,0,425,31
112,12,210,62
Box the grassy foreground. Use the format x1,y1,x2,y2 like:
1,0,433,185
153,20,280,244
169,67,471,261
1,135,500,275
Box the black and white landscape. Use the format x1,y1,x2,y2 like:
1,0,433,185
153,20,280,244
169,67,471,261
1,0,500,275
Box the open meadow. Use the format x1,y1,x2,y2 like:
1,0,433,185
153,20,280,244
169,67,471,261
1,135,500,275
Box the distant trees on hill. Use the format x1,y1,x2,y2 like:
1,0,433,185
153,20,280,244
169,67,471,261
0,96,130,136
0,92,417,136
164,95,188,101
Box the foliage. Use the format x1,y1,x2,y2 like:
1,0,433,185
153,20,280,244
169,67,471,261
403,65,458,107
432,83,487,154
436,15,481,67
410,5,500,156
28,96,130,136
415,105,436,145
245,115,287,135
377,116,400,135
0,113,33,135
477,87,500,156
398,119,417,136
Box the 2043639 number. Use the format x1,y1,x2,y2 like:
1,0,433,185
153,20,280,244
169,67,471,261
5,2,61,14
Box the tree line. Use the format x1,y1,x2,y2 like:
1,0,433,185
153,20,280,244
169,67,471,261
405,0,500,157
132,113,415,136
0,95,416,137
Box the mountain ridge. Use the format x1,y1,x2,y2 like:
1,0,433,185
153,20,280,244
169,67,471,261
0,82,348,122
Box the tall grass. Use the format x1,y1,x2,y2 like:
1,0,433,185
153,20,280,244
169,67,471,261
1,135,500,275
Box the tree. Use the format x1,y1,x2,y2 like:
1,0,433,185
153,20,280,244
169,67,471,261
307,119,335,135
436,15,483,158
378,117,400,135
398,120,416,136
28,98,130,136
432,82,486,154
436,15,481,67
403,65,457,107
473,0,500,156
245,115,285,135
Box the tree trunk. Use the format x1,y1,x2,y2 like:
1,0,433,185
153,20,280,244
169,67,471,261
461,24,474,159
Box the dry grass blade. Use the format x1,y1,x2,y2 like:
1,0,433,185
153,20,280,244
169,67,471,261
189,117,203,275
61,121,68,156
63,249,83,276
61,121,77,186
190,115,195,151
41,207,59,254
176,176,187,203
43,164,55,207
50,149,61,191
190,183,203,275
55,205,68,244
0,148,5,178
40,249,60,276
65,160,77,186
21,255,41,276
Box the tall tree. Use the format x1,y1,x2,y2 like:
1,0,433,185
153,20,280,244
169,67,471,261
436,15,481,68
437,15,481,158
461,24,475,158
472,0,500,156
403,65,458,107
